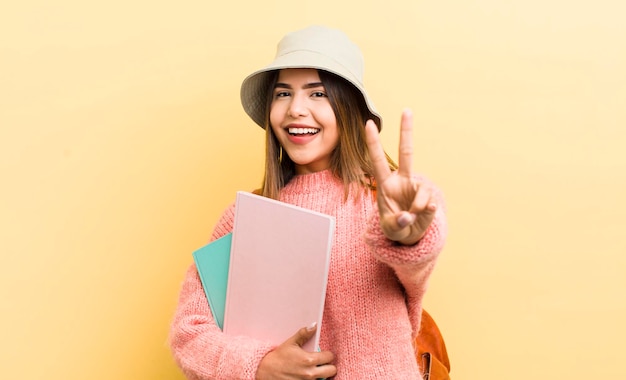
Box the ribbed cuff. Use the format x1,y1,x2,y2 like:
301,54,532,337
364,209,446,267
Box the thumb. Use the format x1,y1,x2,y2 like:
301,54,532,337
290,322,317,347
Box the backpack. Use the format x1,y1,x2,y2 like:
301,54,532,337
415,309,451,380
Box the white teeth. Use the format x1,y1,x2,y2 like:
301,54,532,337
288,127,319,135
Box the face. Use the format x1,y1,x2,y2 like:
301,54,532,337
270,68,339,175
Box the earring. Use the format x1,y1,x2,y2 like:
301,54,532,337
278,146,283,163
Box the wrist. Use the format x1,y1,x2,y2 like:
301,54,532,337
396,230,426,246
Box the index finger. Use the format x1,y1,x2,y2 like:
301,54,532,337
398,108,414,177
364,119,391,183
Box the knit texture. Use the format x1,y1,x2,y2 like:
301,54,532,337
169,170,447,379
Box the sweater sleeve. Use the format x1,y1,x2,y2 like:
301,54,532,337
168,203,275,380
363,179,448,338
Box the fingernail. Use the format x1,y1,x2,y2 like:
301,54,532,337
306,322,317,332
397,213,416,228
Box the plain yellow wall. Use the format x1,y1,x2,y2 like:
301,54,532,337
1,1,625,379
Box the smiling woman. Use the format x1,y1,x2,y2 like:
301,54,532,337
168,25,449,380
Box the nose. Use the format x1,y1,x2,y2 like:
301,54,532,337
287,94,309,118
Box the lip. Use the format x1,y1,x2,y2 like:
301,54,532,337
283,123,320,145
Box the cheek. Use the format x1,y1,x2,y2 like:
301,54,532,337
321,109,339,138
320,103,336,124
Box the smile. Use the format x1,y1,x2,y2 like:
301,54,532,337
288,127,320,136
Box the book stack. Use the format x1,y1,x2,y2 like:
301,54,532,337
193,191,335,352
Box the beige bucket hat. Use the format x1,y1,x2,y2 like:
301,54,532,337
240,25,382,130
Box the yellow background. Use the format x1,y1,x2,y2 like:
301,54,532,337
1,1,625,379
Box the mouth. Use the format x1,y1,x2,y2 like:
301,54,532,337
288,127,320,136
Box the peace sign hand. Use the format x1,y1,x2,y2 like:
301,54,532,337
365,109,437,246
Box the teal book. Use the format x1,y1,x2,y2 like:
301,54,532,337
192,233,232,330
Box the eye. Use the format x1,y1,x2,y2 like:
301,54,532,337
274,91,290,98
311,91,327,98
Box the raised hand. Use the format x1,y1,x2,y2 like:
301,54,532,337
255,323,337,380
364,109,437,245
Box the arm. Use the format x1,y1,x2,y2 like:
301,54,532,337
169,204,275,380
364,186,447,337
364,109,448,337
169,266,276,379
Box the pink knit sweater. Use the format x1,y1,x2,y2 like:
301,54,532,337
169,170,447,379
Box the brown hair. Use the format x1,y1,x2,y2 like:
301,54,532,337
259,69,397,200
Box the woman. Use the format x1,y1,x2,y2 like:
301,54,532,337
169,25,448,380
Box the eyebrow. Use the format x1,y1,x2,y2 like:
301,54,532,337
274,82,325,90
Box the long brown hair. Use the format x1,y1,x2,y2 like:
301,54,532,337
259,69,397,200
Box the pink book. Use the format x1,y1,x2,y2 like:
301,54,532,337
223,191,335,352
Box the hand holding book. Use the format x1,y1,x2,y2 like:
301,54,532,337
255,323,337,380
